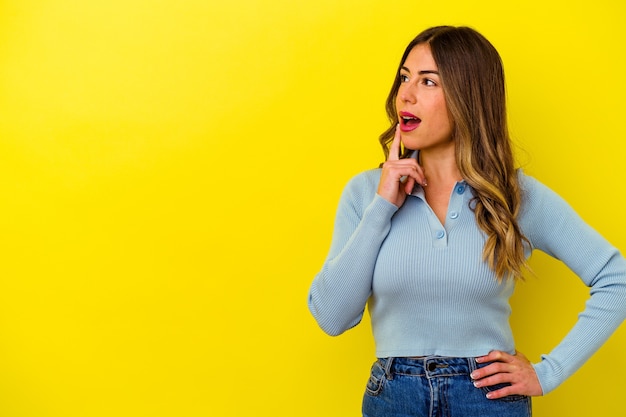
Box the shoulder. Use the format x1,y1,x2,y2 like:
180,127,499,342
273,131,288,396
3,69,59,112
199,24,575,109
517,170,548,197
516,169,580,239
342,168,381,196
517,170,568,209
347,168,382,185
337,168,382,210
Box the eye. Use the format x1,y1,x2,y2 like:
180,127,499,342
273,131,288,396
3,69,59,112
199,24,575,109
422,78,436,86
400,74,410,83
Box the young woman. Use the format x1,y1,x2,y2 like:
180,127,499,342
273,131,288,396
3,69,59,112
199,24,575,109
308,26,626,417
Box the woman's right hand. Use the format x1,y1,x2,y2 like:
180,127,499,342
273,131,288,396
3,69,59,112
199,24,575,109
377,125,427,207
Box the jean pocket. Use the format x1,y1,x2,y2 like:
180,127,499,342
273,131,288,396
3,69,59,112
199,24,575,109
365,360,387,396
479,382,528,402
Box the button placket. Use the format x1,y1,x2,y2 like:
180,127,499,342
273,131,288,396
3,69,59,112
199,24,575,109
445,181,467,232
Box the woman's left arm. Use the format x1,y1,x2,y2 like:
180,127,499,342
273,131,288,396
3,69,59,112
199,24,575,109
472,175,626,398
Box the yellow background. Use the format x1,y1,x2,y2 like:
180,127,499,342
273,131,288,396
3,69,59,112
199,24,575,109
0,0,624,416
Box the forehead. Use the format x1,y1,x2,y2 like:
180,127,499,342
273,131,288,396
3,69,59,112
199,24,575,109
402,44,438,71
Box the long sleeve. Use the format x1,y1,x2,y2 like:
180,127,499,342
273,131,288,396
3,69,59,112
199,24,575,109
520,175,626,394
308,170,398,336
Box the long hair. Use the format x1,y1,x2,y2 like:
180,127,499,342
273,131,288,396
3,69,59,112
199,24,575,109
379,26,529,280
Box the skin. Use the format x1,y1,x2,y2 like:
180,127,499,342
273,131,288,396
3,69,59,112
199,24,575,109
473,351,543,399
379,44,462,223
396,44,454,155
377,43,543,400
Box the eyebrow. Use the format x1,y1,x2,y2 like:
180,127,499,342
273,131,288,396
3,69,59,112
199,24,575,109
401,66,440,75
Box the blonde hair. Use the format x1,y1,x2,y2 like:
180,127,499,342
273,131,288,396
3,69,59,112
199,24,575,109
379,26,529,280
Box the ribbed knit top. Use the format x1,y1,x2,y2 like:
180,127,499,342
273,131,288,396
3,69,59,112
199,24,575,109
308,169,626,394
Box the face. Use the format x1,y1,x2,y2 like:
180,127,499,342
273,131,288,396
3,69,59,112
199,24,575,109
395,44,453,154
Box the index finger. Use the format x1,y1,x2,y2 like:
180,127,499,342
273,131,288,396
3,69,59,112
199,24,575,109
388,124,401,161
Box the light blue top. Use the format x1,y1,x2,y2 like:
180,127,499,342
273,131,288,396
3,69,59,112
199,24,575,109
308,168,626,394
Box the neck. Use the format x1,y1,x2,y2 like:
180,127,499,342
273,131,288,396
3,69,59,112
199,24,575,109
419,148,463,186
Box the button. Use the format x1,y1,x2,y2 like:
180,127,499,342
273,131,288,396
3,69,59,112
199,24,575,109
436,231,445,239
427,362,437,372
449,212,458,219
456,185,466,194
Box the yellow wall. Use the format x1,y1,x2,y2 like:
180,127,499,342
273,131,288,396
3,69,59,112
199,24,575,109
0,0,624,416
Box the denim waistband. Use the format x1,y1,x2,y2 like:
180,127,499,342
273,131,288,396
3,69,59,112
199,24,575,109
378,356,479,379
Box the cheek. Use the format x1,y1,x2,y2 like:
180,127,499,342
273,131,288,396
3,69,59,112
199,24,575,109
436,101,452,123
440,115,453,133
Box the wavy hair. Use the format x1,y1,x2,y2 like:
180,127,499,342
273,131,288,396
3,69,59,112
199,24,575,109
379,26,529,280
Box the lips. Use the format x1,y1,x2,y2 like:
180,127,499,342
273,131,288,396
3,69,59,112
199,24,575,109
399,111,421,132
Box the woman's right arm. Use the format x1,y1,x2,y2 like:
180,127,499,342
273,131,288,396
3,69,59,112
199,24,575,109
307,171,399,336
309,127,426,335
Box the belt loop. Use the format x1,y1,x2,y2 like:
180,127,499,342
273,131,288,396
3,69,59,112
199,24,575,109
383,357,394,380
467,356,478,375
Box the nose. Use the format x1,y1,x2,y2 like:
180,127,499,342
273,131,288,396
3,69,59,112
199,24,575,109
399,84,417,104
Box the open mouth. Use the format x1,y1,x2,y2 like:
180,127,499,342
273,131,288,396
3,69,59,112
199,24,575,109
399,112,421,131
401,115,421,126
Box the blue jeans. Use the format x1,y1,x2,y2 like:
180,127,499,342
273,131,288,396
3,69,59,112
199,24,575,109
362,357,532,417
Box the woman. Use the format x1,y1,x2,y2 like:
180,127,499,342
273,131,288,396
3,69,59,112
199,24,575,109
307,26,626,417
